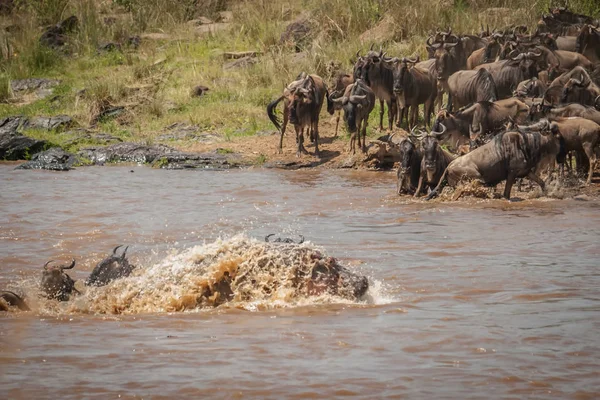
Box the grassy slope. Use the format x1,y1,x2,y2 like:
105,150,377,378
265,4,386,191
0,0,599,158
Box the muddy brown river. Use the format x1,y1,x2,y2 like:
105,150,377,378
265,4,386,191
1,165,599,399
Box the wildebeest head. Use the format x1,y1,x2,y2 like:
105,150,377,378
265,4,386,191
289,78,315,125
432,35,460,80
511,50,542,79
396,133,421,195
40,259,77,301
265,234,305,244
514,77,546,98
392,56,419,106
561,77,588,104
422,124,446,182
86,245,135,287
306,254,369,300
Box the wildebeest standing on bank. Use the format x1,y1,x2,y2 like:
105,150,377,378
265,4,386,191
328,73,355,137
542,117,600,184
330,79,376,154
40,259,78,301
413,124,456,197
427,123,563,199
354,49,397,131
267,74,330,157
389,56,437,128
86,245,135,287
445,68,498,111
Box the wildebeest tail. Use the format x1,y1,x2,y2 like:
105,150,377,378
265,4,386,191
326,88,335,115
267,95,285,132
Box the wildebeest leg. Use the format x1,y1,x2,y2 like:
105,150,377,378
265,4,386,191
361,117,368,153
583,143,596,185
414,175,424,198
424,98,433,128
379,99,384,130
447,93,453,113
349,130,356,154
503,172,517,199
388,99,396,131
527,172,546,193
313,120,320,158
296,125,307,157
334,111,340,137
410,104,419,129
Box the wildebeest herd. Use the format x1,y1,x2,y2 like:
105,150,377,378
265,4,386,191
267,7,600,199
0,245,135,311
1,237,370,312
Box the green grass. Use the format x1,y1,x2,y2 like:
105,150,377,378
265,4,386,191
0,0,598,151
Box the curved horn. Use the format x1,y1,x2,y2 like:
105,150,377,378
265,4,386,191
349,94,367,104
388,132,396,143
265,234,275,242
426,36,433,47
297,235,304,244
369,43,375,51
406,56,419,63
511,52,525,61
120,246,129,260
431,122,447,137
443,41,459,48
43,260,55,270
61,259,76,270
112,245,123,255
356,50,361,59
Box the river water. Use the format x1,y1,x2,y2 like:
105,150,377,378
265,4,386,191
1,165,599,399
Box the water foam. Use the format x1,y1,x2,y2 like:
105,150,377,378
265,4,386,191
13,235,390,315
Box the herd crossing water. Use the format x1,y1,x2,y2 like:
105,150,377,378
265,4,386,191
1,165,599,398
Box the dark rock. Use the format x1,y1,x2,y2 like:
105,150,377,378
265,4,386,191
25,115,74,131
98,42,121,52
10,78,61,92
574,194,591,201
15,147,76,171
78,142,246,169
191,85,210,97
94,106,125,122
62,129,123,147
40,16,79,49
78,142,177,165
224,56,257,69
280,17,312,52
0,117,47,160
159,152,239,170
263,160,319,170
223,51,261,59
126,35,141,49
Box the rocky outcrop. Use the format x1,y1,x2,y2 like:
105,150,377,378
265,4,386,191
10,78,61,92
24,115,74,130
40,15,79,49
0,116,47,160
15,147,76,171
78,142,245,169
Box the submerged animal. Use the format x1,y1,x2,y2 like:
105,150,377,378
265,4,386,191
86,245,135,287
0,291,30,311
40,259,78,301
265,234,305,244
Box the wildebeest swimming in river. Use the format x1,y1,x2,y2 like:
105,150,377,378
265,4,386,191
0,290,30,311
86,245,135,287
40,259,79,301
265,234,305,244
